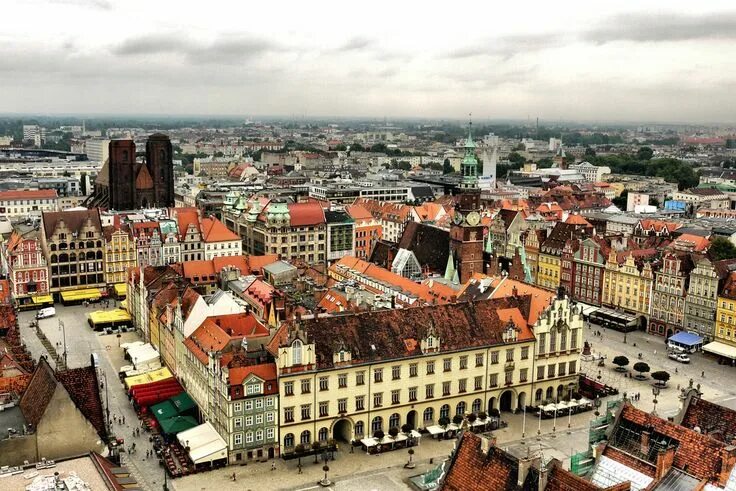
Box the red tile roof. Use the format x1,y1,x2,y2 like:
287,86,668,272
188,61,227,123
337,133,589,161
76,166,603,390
247,254,280,274
287,201,326,226
228,363,278,391
0,189,57,200
201,216,240,242
345,204,374,221
175,208,201,236
441,433,517,491
184,313,270,364
212,255,250,274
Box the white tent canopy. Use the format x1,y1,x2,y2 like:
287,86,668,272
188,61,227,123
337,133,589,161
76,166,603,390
126,343,161,370
177,422,227,465
425,425,446,435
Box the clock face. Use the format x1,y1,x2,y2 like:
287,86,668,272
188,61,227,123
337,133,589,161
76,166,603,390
467,211,481,226
453,212,464,225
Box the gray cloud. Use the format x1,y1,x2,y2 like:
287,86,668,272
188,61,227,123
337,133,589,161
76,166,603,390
47,0,112,10
337,36,374,52
443,33,563,60
583,12,736,44
112,33,282,65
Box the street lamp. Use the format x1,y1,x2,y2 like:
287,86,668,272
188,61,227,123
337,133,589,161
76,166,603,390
58,319,67,370
320,464,331,487
594,396,601,417
552,396,558,438
652,386,660,416
567,382,575,433
405,448,415,469
623,328,627,344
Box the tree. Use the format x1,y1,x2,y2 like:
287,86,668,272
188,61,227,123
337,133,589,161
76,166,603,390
467,413,477,424
395,161,411,171
401,423,412,433
443,158,453,174
709,236,736,261
374,429,385,440
312,440,321,463
508,152,525,166
388,427,400,439
651,371,670,386
214,151,224,157
349,143,365,153
612,191,628,209
438,416,450,428
294,443,306,466
452,414,464,425
584,146,596,157
478,411,488,420
489,408,500,419
637,146,654,160
633,362,650,379
613,355,630,371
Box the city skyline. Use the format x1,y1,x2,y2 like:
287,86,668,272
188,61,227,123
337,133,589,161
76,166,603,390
2,0,736,122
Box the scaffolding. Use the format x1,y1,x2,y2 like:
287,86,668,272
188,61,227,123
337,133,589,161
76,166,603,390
570,398,623,477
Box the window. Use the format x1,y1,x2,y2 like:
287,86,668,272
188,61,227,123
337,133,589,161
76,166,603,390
423,407,434,422
558,362,566,376
440,404,450,419
301,404,311,420
426,361,435,375
505,371,513,385
256,429,263,441
520,368,528,382
284,433,294,448
301,379,311,394
355,421,365,436
319,376,329,391
537,365,545,380
319,401,329,417
355,395,365,411
474,376,483,390
373,392,383,408
426,384,435,399
409,386,417,401
490,351,499,364
234,402,242,413
266,412,274,423
521,347,529,360
284,381,294,396
245,401,253,411
392,365,401,380
391,389,400,405
458,378,467,393
538,333,546,355
318,427,329,442
506,349,514,362
442,381,451,396
569,360,577,374
570,330,578,350
409,363,418,377
489,373,498,387
550,330,557,353
255,399,263,409
389,413,400,429
356,371,365,386
267,428,275,440
234,433,242,446
548,365,556,378
443,358,452,372
456,401,466,416
292,340,302,365
372,417,383,433
476,353,485,367
300,430,311,444
284,407,294,423
374,368,383,383
266,397,274,408
338,398,347,413
234,417,243,429
460,356,468,369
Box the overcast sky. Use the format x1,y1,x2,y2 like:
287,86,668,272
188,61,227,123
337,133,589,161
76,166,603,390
2,0,736,123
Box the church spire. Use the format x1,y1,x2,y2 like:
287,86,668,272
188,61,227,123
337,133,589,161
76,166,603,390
460,115,479,190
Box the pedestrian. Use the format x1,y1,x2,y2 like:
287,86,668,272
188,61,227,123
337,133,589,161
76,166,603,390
654,350,657,356
122,415,126,425
675,367,678,374
271,461,276,471
702,370,705,378
232,472,236,482
298,463,303,474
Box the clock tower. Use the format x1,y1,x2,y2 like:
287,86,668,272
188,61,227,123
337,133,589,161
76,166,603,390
445,121,485,284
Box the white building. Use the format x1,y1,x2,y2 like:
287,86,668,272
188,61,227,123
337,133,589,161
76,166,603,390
0,189,58,220
569,162,611,182
23,125,46,146
85,139,111,163
626,193,650,212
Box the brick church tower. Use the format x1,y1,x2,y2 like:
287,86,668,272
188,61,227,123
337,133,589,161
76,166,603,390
445,122,484,284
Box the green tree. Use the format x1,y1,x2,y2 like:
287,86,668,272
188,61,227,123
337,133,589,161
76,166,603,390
443,159,454,174
537,157,554,168
349,143,365,152
633,362,650,378
612,191,628,209
709,236,736,261
651,371,670,386
508,152,525,166
613,355,629,371
584,146,596,157
395,161,411,171
637,146,654,160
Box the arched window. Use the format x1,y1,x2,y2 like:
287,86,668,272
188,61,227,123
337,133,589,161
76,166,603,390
535,389,543,402
423,408,434,422
440,404,450,419
456,401,466,416
371,416,383,433
50,254,57,263
284,433,294,448
389,413,400,430
292,340,302,365
59,242,67,250
300,430,311,444
69,242,75,250
472,399,482,414
355,421,364,436
96,240,102,248
86,251,95,260
78,241,84,249
59,253,69,263
69,253,76,262
50,244,56,252
96,250,103,259
318,427,329,442
86,241,94,249
546,387,554,400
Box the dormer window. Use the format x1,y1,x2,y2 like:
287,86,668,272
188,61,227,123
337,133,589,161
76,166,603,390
292,339,302,365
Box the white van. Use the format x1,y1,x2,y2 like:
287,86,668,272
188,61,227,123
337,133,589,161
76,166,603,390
36,307,56,319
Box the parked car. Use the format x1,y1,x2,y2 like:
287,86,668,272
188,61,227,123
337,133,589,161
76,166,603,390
36,307,56,320
676,354,691,363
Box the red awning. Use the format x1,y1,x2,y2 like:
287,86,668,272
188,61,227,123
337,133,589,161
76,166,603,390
129,377,178,395
135,389,183,408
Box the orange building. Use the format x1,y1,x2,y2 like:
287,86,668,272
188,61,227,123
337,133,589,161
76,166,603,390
346,204,382,260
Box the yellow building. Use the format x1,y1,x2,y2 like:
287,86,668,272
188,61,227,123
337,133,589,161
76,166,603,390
103,224,136,287
601,251,653,319
708,272,736,360
269,292,582,455
537,252,560,291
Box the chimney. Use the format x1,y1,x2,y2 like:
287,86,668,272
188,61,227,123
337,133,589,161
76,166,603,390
655,446,676,479
479,435,496,455
719,446,736,487
640,431,651,456
516,453,540,488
